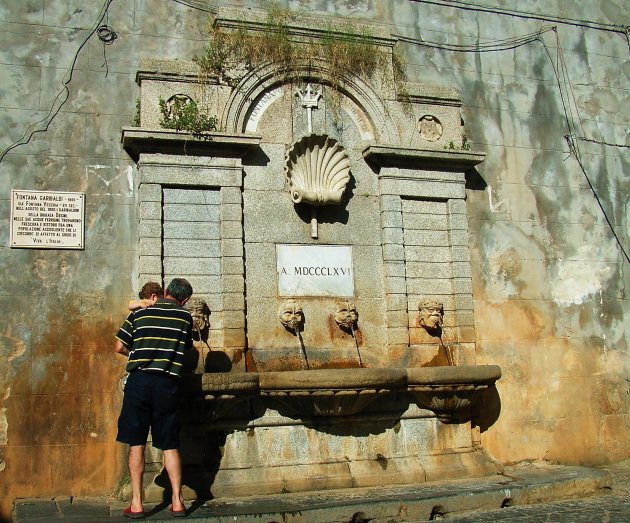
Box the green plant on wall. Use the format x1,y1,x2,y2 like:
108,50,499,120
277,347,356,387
193,4,406,114
133,98,141,127
444,135,472,151
159,96,218,134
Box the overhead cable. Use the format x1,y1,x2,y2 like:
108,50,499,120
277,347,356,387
394,25,555,53
397,23,629,263
566,136,630,264
409,0,627,35
171,0,217,13
0,0,115,164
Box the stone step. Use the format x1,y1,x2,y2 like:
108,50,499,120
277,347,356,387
14,464,611,522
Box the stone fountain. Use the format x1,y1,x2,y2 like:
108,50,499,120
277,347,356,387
121,7,501,503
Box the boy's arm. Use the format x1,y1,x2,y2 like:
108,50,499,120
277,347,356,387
128,298,151,311
115,339,129,356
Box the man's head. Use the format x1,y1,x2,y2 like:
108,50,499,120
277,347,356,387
166,278,193,306
139,281,164,303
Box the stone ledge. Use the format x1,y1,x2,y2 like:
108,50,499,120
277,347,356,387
363,143,486,170
121,127,262,162
136,58,203,83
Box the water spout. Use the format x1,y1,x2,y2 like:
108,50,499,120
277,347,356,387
295,329,310,370
439,335,454,366
349,323,363,368
334,300,363,368
418,298,454,366
280,299,309,369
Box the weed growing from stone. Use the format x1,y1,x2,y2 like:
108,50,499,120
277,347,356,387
193,5,406,118
159,97,218,134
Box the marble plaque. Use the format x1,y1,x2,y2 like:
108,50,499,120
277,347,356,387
277,244,354,297
10,190,85,249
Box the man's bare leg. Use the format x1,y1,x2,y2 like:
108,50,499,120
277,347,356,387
163,448,185,511
128,445,145,512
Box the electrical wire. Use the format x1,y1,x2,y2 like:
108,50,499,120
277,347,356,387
566,135,630,264
98,24,117,77
396,23,630,263
395,25,555,53
0,0,115,165
171,0,217,13
409,0,628,35
0,0,204,164
97,6,118,78
97,24,118,44
544,31,630,263
577,136,630,148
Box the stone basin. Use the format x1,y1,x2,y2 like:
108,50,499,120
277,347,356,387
407,365,501,423
181,365,501,421
183,371,260,399
259,368,407,417
181,372,260,423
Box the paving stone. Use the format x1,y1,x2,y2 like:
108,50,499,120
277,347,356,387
13,463,630,522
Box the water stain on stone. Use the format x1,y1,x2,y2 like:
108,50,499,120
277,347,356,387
421,348,450,367
3,296,123,502
375,453,388,470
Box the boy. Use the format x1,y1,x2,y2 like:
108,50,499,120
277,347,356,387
128,281,163,311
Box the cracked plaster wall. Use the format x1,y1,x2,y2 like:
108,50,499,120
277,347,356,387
0,0,628,517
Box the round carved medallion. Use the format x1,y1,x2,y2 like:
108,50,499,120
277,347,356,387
418,114,443,142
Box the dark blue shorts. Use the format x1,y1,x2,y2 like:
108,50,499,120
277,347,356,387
116,371,180,450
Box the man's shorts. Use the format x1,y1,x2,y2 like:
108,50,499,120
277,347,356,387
116,371,180,450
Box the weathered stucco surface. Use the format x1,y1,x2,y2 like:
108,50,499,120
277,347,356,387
0,0,628,519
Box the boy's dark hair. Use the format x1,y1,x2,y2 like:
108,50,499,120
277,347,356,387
166,278,193,303
139,282,164,300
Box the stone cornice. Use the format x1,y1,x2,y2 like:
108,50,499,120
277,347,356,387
398,82,462,107
362,144,486,171
121,127,262,162
215,6,397,49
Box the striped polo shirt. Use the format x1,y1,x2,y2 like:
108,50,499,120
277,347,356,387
115,298,193,378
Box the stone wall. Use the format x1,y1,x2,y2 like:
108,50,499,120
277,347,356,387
0,0,628,519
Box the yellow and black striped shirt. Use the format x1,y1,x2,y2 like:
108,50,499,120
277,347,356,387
115,298,193,378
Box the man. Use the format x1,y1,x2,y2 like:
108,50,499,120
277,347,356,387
115,278,194,519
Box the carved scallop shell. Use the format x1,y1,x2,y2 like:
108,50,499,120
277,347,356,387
284,134,351,206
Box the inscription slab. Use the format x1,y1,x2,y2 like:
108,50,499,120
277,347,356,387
277,244,353,297
10,190,85,249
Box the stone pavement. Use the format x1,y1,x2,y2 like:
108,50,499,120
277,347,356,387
444,460,630,522
12,461,630,522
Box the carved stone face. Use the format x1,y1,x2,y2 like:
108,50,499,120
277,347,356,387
187,298,210,332
418,300,444,332
334,301,358,328
279,299,304,331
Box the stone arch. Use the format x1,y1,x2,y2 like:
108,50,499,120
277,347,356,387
221,60,398,144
